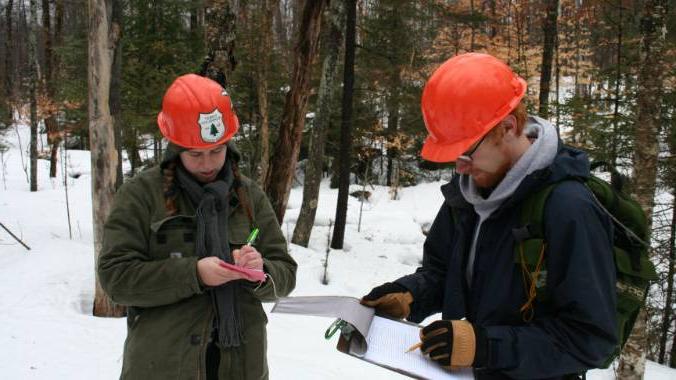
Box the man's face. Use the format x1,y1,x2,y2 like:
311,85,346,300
455,121,513,189
179,145,227,183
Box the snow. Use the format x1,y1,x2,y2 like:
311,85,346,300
1,124,674,379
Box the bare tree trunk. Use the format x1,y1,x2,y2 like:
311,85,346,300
330,0,356,250
199,0,237,87
4,0,14,116
189,0,201,57
538,0,558,119
89,0,124,318
111,0,123,190
51,0,64,170
41,0,60,178
385,67,401,187
255,0,277,186
55,0,63,42
573,4,581,97
127,128,141,176
671,329,676,367
610,1,624,166
554,21,560,133
29,0,38,192
513,2,527,77
292,0,345,247
619,0,668,377
488,0,497,39
265,0,327,222
506,1,512,64
29,85,38,191
659,103,676,365
190,0,199,32
658,191,675,363
153,134,159,165
273,0,290,74
469,0,475,50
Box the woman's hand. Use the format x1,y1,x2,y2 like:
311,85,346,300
197,256,246,286
232,246,264,271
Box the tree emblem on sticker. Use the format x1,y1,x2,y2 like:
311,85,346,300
198,109,225,143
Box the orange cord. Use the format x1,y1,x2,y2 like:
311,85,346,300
519,243,546,322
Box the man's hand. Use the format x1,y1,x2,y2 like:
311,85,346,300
420,320,484,369
360,282,413,319
232,246,264,271
197,256,246,287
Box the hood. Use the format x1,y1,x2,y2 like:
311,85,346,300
442,143,591,210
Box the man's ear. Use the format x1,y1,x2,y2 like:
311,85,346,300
500,115,518,139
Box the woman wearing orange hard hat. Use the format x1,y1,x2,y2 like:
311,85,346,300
362,53,617,378
98,74,297,380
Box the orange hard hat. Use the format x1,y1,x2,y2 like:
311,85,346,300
157,74,240,149
420,53,527,162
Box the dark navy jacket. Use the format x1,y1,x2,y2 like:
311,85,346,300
396,146,617,379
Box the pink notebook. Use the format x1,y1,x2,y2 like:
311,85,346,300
219,261,266,282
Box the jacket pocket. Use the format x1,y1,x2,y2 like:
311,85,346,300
149,215,196,260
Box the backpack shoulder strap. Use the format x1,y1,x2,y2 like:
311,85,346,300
513,182,558,321
515,183,557,240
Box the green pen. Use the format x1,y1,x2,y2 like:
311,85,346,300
245,228,260,246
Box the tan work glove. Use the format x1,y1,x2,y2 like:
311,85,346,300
360,282,413,319
420,320,488,370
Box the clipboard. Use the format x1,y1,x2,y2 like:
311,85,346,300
272,296,473,380
334,314,427,379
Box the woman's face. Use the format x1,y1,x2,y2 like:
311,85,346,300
179,145,227,183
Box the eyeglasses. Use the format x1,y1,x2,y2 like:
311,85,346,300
457,133,488,163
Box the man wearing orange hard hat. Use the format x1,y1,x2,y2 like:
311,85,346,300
362,53,617,379
98,74,297,380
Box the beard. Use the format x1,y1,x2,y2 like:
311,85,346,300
470,156,511,193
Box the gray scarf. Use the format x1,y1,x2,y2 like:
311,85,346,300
460,116,559,286
175,160,243,348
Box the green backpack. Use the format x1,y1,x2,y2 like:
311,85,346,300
513,168,658,367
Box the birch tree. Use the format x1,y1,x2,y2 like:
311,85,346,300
619,0,668,377
90,0,124,317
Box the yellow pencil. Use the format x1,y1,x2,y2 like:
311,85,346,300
405,342,422,353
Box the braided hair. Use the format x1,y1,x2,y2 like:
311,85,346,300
230,162,255,228
162,160,179,216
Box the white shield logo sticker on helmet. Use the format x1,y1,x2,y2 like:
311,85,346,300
198,109,225,143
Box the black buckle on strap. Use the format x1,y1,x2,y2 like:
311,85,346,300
512,224,533,242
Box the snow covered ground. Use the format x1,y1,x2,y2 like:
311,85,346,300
1,124,674,379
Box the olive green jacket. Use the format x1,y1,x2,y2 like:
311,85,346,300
98,165,297,380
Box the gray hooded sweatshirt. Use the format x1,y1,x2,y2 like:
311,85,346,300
460,116,559,286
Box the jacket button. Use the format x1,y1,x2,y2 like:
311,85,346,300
190,334,201,345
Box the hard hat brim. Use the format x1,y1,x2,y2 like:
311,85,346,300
421,135,480,163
